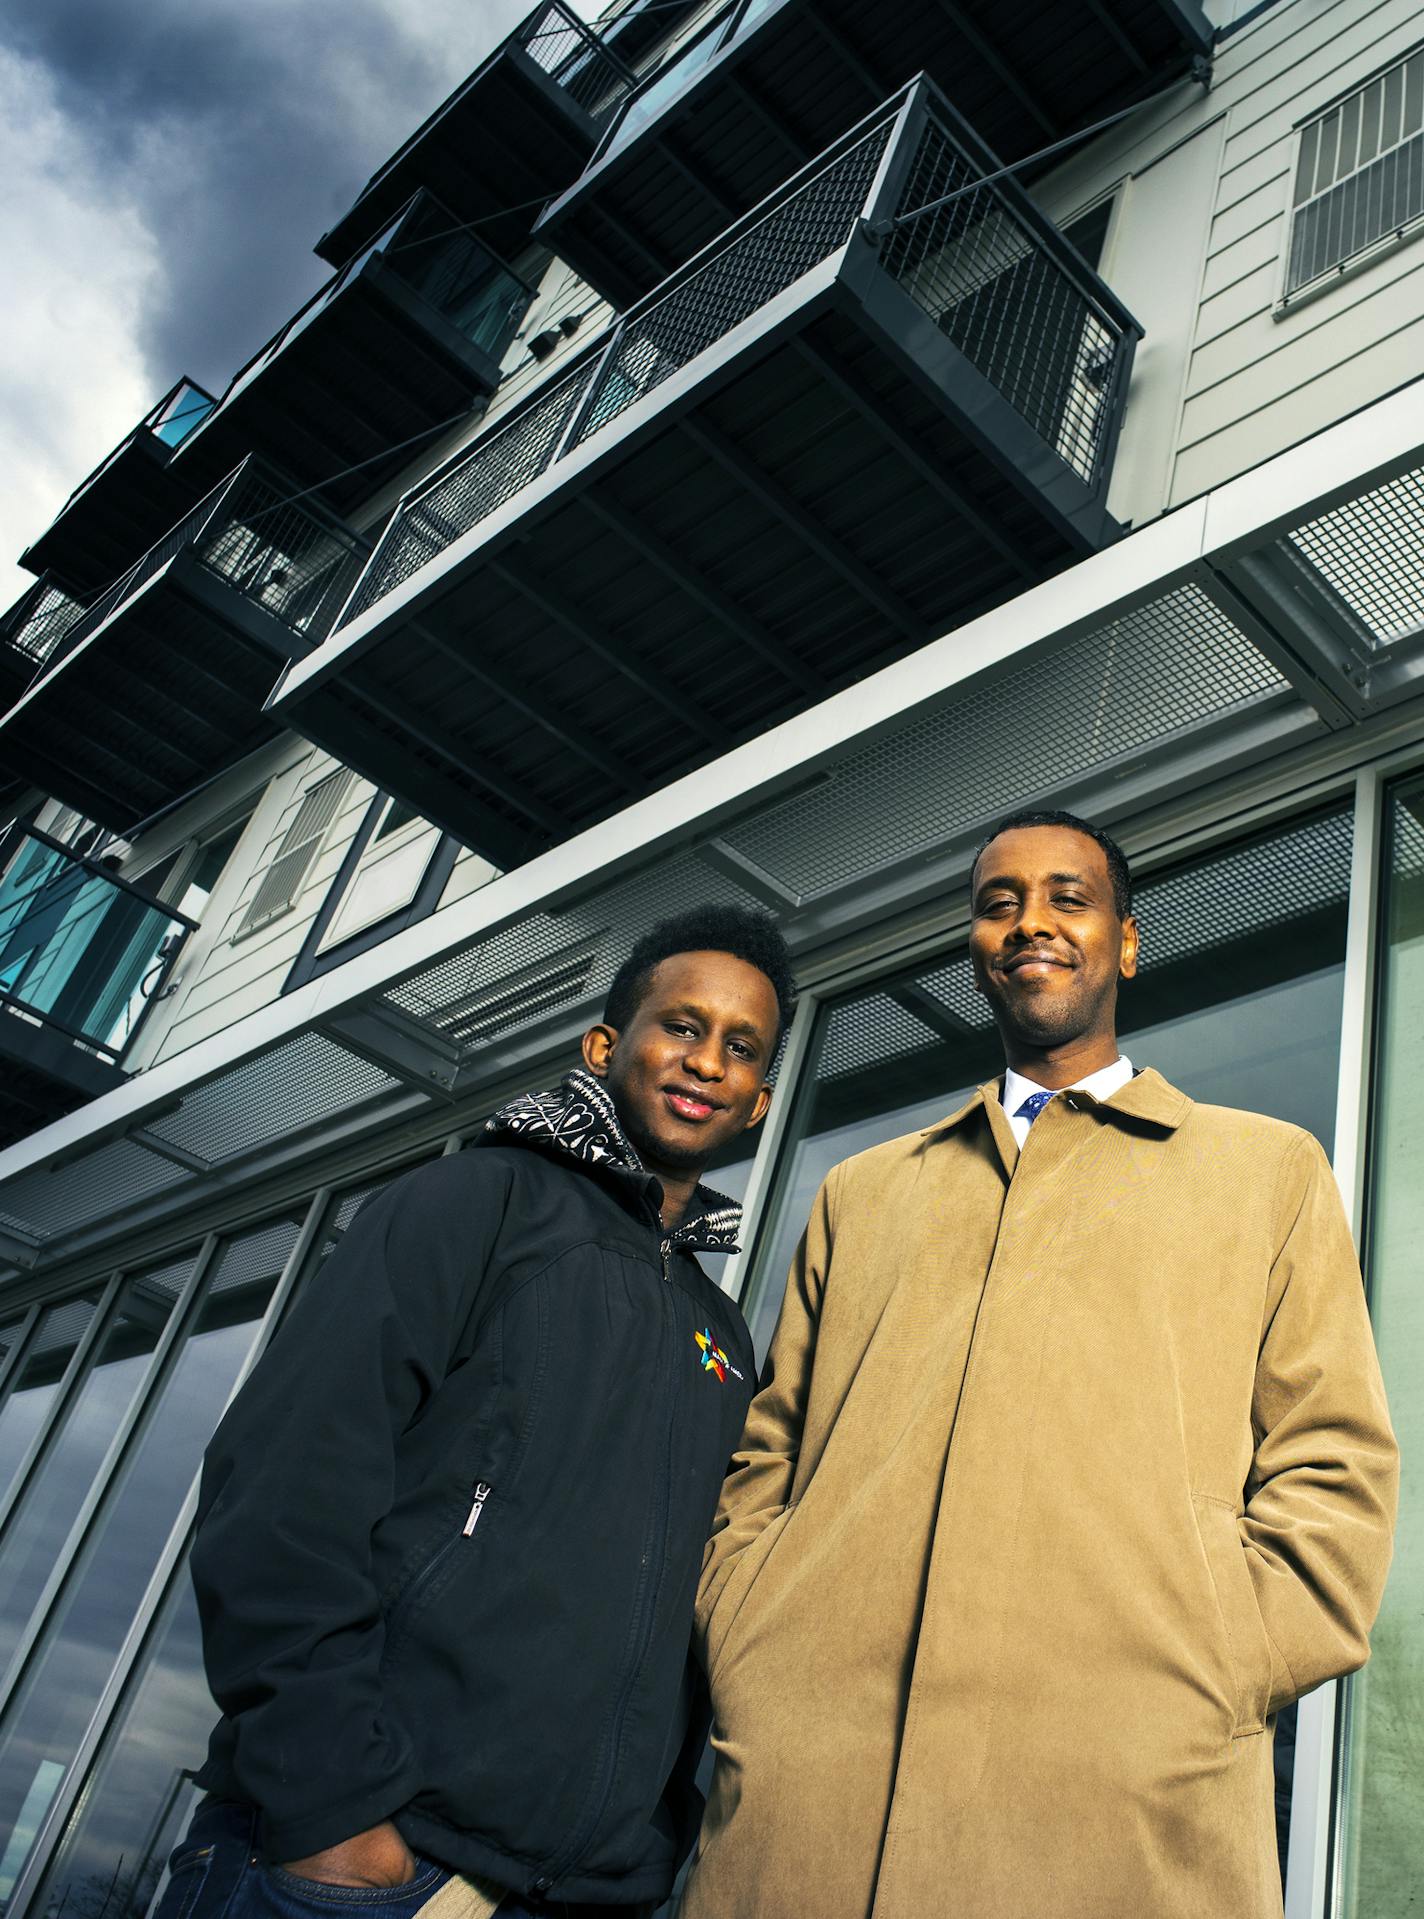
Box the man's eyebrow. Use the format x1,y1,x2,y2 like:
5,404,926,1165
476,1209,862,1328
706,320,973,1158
973,869,1094,893
661,999,767,1040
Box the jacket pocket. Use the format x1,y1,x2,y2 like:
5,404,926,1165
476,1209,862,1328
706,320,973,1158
706,1505,793,1676
1192,1493,1273,1737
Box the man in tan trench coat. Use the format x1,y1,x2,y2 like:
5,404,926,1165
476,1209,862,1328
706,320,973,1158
682,809,1398,1919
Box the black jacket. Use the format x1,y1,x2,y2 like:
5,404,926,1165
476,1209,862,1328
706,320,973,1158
191,1070,756,1907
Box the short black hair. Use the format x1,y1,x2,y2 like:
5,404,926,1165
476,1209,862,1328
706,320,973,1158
972,809,1132,918
603,904,796,1043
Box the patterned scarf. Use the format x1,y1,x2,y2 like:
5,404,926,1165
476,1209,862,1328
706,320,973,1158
483,1067,743,1254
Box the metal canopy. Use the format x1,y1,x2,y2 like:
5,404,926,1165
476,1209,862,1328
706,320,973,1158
174,194,532,516
535,0,1213,308
0,461,368,832
18,381,218,596
0,1022,124,1153
314,3,638,272
277,82,1140,869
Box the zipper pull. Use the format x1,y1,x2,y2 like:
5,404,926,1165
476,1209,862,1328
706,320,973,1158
660,1237,671,1282
462,1481,493,1536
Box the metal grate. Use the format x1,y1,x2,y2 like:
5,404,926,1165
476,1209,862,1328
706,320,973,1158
572,124,893,443
126,1250,201,1303
916,957,994,1030
1288,48,1424,296
517,1,636,120
143,1033,402,1167
1393,788,1424,877
882,117,1126,486
23,1293,101,1362
0,576,86,670
207,1216,302,1296
721,583,1286,900
817,992,942,1081
0,1140,189,1243
1286,465,1424,645
345,359,598,619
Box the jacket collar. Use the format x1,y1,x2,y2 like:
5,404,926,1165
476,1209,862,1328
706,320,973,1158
481,1067,742,1255
923,1064,1192,1137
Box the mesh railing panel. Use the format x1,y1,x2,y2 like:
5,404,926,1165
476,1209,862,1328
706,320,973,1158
1,579,86,669
1286,465,1424,646
344,358,598,620
517,1,634,120
719,583,1286,901
572,122,893,444
341,123,889,626
882,117,1126,487
192,469,369,641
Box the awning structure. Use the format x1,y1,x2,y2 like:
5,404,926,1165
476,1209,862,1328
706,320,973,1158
274,82,1141,868
1,384,1421,1281
535,0,1213,307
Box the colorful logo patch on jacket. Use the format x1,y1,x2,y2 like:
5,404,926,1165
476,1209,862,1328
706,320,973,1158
695,1327,743,1383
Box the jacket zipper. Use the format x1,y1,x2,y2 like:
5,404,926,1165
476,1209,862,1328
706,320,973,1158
385,1479,494,1655
535,1241,676,1891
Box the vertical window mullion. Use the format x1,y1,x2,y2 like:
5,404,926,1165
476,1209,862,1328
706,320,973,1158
0,1305,42,1409
0,1273,123,1545
0,1236,218,1717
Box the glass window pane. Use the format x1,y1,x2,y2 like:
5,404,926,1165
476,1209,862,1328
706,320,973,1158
28,1186,407,1917
1333,775,1424,1918
0,1219,300,1899
0,1296,101,1511
0,1266,191,1673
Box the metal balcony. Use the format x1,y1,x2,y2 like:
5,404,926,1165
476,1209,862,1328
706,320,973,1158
175,194,534,513
536,0,1213,307
0,575,86,711
0,460,368,831
275,79,1141,868
316,3,639,272
19,380,217,594
0,825,194,1147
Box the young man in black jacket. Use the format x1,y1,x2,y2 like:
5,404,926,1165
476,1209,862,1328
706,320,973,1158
161,905,793,1919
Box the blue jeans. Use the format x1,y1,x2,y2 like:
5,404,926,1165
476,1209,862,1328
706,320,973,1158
154,1799,650,1919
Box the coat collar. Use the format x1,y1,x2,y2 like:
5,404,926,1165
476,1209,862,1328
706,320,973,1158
923,1065,1191,1138
480,1067,742,1254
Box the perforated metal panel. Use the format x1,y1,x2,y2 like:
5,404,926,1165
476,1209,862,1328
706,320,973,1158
208,1216,303,1296
1287,466,1424,646
1395,794,1424,876
721,583,1286,900
144,1034,401,1166
818,992,942,1080
25,1293,100,1360
916,957,993,1030
0,1140,189,1243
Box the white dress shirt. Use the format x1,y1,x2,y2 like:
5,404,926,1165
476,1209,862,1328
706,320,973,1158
1002,1054,1135,1149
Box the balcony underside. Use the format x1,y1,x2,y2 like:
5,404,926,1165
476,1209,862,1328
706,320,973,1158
538,0,1211,306
172,269,506,514
20,438,204,597
0,1014,125,1150
0,559,310,831
317,49,602,271
279,271,1120,867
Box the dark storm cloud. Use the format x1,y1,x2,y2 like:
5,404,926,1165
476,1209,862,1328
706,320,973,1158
2,0,532,397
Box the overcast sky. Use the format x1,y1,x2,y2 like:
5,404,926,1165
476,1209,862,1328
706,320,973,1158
0,0,551,609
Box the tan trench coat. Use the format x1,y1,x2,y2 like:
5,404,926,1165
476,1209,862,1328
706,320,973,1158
682,1071,1398,1919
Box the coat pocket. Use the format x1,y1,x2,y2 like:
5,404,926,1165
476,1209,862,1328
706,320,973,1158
1192,1493,1273,1737
706,1505,793,1675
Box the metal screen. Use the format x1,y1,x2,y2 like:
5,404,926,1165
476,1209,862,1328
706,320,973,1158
882,116,1127,487
1288,48,1424,296
516,1,636,121
0,578,86,672
1286,463,1424,646
718,583,1287,901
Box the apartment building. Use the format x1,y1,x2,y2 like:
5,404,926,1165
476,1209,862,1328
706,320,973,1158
0,0,1420,1911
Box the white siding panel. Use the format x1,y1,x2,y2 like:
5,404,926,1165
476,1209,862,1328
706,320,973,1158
1200,212,1284,302
1193,260,1280,349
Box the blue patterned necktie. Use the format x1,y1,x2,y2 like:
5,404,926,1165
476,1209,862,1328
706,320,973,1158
1015,1089,1056,1126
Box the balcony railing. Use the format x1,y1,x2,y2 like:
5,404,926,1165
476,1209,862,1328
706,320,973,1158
0,828,194,1064
0,576,85,674
339,82,1138,628
42,458,370,681
516,1,637,122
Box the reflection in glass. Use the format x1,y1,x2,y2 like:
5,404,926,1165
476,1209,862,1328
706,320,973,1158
31,1188,406,1919
1334,775,1424,1919
598,9,734,161
0,1219,298,1900
0,1297,99,1513
0,1269,188,1674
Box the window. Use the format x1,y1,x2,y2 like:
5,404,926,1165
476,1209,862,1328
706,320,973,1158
1331,773,1424,1918
235,770,352,939
1286,47,1424,299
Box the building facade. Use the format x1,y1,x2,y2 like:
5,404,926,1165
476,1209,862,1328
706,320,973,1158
0,0,1421,1912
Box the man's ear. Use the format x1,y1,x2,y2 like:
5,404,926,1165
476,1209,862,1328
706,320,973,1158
582,1023,618,1077
1119,914,1140,981
746,1083,773,1130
